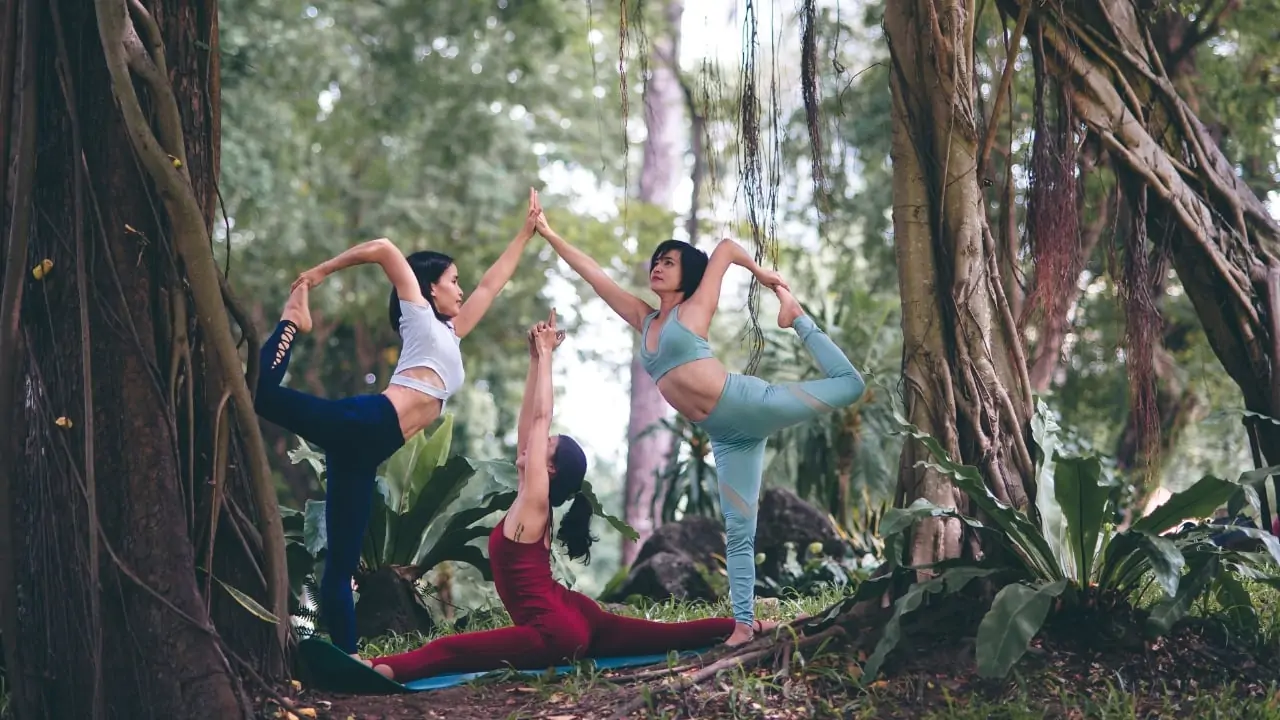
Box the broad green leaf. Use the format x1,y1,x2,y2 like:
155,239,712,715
387,455,477,565
861,566,1002,682
1238,465,1280,487
896,419,1059,580
413,489,517,569
975,579,1068,678
1146,552,1218,637
469,459,520,492
303,499,327,556
1102,531,1184,597
1132,475,1239,536
1031,401,1069,579
879,497,985,538
288,440,327,486
1214,572,1258,634
581,480,640,542
409,413,455,507
212,574,279,624
1053,453,1109,585
1213,526,1280,567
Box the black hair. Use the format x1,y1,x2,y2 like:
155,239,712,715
549,435,597,564
649,239,709,299
388,250,454,332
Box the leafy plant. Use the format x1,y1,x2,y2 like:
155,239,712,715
861,400,1280,682
281,414,639,621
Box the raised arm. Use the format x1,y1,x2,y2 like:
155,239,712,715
678,238,787,336
452,189,540,339
536,214,654,333
505,313,559,543
294,238,426,306
516,316,564,456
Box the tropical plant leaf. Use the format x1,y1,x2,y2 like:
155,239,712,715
1238,465,1280,487
581,480,639,542
895,419,1059,581
413,489,517,571
1132,475,1238,536
387,455,476,565
1031,401,1069,578
1052,453,1109,585
879,497,986,538
288,439,327,485
1214,571,1258,634
303,499,327,556
1101,530,1184,597
1146,551,1219,638
469,458,520,492
861,566,1001,683
211,574,280,624
975,579,1068,679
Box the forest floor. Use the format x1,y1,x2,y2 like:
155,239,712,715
260,588,1280,719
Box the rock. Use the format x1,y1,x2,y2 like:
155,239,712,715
632,515,725,568
601,518,725,604
754,487,846,582
353,565,434,640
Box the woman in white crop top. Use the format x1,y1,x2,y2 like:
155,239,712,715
253,189,544,663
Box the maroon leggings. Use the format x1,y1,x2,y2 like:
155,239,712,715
372,590,735,681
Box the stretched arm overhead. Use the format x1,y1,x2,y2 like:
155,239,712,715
679,238,788,336
506,310,560,544
516,318,564,457
293,237,426,306
535,213,654,333
453,189,541,339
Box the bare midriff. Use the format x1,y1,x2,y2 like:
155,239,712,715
382,366,446,440
654,357,729,422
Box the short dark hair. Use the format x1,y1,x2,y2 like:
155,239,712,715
649,240,709,299
388,250,454,332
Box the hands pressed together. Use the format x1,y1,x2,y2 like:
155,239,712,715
527,307,565,359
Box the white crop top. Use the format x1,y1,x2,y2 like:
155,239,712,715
387,300,465,404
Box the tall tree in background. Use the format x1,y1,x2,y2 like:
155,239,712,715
622,0,686,564
0,0,286,717
884,0,1037,566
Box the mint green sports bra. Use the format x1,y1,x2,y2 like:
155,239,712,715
638,305,715,382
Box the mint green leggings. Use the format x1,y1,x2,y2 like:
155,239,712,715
697,315,864,625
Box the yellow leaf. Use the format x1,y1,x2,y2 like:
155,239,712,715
209,574,279,623
168,154,182,168
55,416,73,429
290,680,302,691
32,259,52,280
296,709,316,718
869,680,889,690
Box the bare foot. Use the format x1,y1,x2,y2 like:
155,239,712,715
776,287,804,329
281,283,313,333
373,663,395,680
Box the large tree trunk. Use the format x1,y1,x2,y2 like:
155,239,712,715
0,1,288,717
1013,0,1280,468
886,0,1037,567
622,0,685,565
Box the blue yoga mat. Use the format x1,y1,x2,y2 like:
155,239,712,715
297,637,711,695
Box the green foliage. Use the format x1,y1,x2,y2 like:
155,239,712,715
866,404,1280,681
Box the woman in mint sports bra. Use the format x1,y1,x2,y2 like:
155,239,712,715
255,189,543,662
533,210,865,647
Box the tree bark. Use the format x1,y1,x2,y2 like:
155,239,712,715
1,1,284,716
886,0,1037,568
622,0,685,565
1013,0,1280,467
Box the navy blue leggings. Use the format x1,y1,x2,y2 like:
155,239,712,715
254,321,406,654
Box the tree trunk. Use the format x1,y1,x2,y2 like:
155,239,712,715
886,0,1037,568
1014,0,1280,468
622,0,685,565
0,1,286,717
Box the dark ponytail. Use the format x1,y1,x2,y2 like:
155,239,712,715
548,435,595,564
556,493,597,564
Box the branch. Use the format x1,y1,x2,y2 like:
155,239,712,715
0,0,36,707
49,0,106,709
977,0,1029,180
92,0,289,653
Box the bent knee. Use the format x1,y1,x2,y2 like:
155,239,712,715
831,371,865,408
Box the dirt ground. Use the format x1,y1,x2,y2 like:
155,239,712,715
257,610,1280,720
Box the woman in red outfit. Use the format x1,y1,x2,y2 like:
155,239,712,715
371,311,776,682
